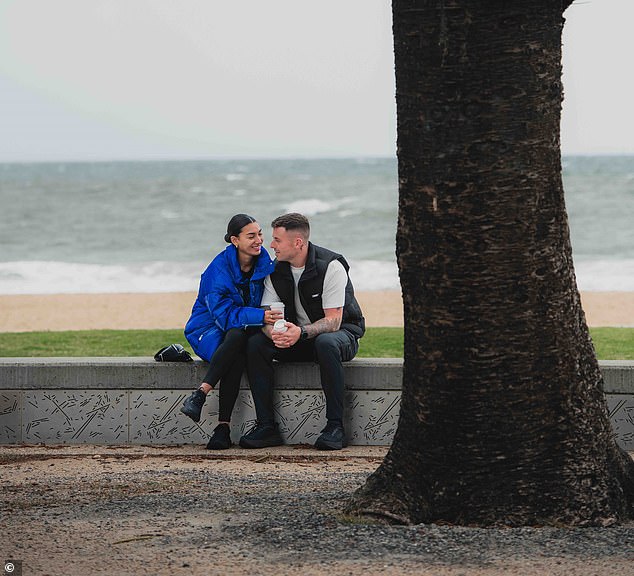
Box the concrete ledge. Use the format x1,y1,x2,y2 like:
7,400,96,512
2,357,631,391
0,357,403,390
597,360,634,394
0,358,632,448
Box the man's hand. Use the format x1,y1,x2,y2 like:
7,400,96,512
271,322,300,348
270,307,343,348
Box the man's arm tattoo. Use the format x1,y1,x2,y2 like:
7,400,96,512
304,315,342,338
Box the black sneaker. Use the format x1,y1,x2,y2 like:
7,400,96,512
180,389,206,422
314,422,347,450
239,422,283,449
206,423,231,450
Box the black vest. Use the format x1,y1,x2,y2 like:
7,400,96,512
270,243,365,339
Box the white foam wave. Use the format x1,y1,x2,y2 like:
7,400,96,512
0,261,202,295
348,260,400,291
574,259,634,291
0,258,632,295
0,259,398,295
284,199,333,216
284,196,356,217
347,259,634,293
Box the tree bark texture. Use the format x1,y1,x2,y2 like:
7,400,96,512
347,0,634,526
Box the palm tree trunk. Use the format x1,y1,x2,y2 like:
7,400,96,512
347,0,634,526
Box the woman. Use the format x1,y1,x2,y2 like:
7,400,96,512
181,214,281,449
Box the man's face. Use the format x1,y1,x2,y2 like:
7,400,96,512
270,226,302,263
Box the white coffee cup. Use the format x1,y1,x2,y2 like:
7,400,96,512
273,319,288,333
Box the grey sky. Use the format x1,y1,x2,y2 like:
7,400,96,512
0,0,631,162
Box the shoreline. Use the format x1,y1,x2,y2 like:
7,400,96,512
1,290,634,332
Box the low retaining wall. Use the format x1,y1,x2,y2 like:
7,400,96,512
0,358,632,448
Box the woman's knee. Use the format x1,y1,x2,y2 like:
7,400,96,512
224,328,248,346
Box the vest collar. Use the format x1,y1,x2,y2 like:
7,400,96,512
275,242,318,281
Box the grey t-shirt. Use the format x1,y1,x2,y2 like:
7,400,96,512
261,260,347,326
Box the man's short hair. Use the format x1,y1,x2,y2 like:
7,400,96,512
271,213,310,240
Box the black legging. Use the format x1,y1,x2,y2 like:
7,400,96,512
203,328,249,422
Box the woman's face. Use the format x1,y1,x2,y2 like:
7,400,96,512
232,222,263,258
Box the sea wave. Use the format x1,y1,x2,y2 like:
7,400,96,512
284,197,356,217
0,261,202,295
574,259,634,291
0,258,632,295
0,259,399,295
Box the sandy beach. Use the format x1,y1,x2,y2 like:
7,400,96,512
1,290,634,333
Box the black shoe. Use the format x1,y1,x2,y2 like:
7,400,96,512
315,422,347,450
239,422,284,449
206,423,232,450
180,389,206,422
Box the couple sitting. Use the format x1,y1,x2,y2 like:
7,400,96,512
180,212,365,451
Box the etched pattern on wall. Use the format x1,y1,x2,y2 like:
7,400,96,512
1,389,401,445
0,392,20,443
1,390,632,449
347,391,401,445
130,390,400,446
607,394,634,450
130,391,203,445
22,391,127,444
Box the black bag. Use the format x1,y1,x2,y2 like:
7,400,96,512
154,343,193,362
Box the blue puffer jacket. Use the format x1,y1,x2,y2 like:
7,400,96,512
184,244,275,361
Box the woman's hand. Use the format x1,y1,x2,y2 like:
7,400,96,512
263,308,284,325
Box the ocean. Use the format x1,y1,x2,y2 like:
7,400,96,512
0,156,633,294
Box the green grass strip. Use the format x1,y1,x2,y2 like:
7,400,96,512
589,327,634,360
0,329,190,358
0,327,632,360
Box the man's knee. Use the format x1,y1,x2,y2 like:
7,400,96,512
314,331,358,363
313,333,342,358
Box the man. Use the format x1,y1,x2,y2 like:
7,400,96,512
239,213,365,450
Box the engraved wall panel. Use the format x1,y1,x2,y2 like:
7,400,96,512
23,391,127,444
1,388,631,448
0,391,21,443
606,394,634,450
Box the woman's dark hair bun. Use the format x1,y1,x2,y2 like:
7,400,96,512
225,214,257,243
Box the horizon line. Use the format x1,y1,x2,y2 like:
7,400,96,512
2,152,634,166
